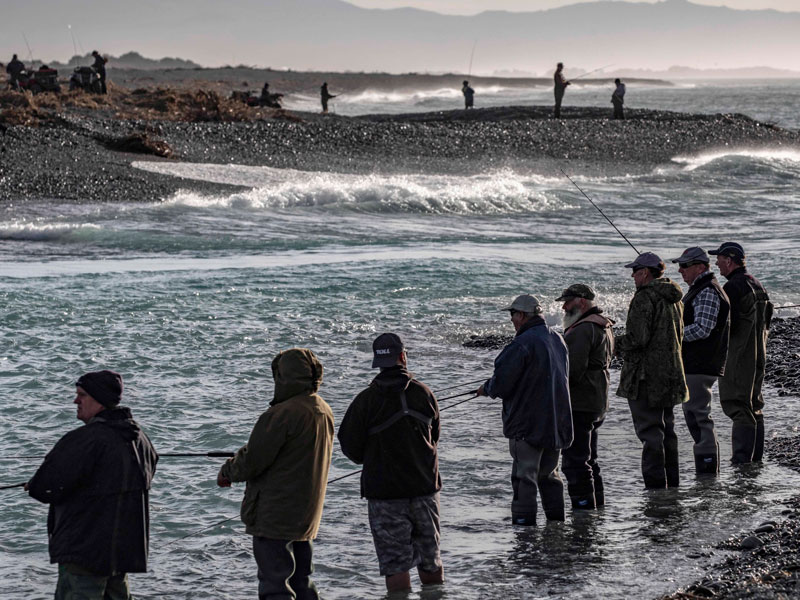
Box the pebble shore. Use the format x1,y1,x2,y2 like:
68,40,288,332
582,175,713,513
2,102,799,203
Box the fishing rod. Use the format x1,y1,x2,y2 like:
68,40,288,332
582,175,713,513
0,482,26,491
1,451,235,461
775,305,800,310
158,391,484,549
433,377,486,394
569,64,615,82
467,40,478,78
21,32,34,65
560,169,641,255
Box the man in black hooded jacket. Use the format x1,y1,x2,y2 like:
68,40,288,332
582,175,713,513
27,370,158,600
339,333,444,594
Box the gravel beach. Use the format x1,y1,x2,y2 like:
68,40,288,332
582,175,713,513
2,87,799,203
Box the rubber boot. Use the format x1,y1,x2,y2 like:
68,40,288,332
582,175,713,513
570,495,597,510
511,513,536,526
694,453,719,475
752,415,765,462
731,424,756,464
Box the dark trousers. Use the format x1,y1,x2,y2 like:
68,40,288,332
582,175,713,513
509,439,564,522
554,91,564,118
561,411,605,507
612,100,624,119
628,392,680,488
252,537,319,600
55,564,130,600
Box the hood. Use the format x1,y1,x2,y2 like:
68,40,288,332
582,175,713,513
90,406,140,442
372,366,413,391
271,348,323,405
646,277,683,304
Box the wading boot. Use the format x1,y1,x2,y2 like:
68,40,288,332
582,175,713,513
753,415,765,462
570,495,597,510
511,513,536,526
694,453,719,475
731,424,756,464
593,479,605,507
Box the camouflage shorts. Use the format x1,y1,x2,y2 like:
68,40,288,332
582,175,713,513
367,492,442,577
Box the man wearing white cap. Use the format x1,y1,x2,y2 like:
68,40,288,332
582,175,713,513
671,247,730,475
477,294,572,525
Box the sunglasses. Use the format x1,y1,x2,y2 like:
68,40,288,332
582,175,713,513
678,261,703,269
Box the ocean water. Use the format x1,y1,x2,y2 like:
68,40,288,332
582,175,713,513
1,83,800,600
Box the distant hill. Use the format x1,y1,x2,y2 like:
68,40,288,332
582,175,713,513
40,52,202,71
2,0,799,74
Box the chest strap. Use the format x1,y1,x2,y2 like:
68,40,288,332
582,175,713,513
367,383,432,436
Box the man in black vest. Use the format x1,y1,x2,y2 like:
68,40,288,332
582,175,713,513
338,333,444,593
671,247,730,474
709,242,773,463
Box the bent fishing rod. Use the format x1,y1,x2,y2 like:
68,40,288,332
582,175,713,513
568,64,615,82
158,388,486,549
560,169,641,255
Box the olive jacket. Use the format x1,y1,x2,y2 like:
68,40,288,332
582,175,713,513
219,348,334,541
564,307,615,414
615,277,689,407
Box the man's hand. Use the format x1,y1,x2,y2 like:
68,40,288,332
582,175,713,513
217,472,231,488
476,383,487,397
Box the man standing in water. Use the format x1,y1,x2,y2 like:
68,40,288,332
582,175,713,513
616,253,688,489
462,80,475,109
477,294,572,525
611,78,626,119
709,242,773,463
553,62,570,118
218,348,334,600
338,333,444,593
320,82,337,113
27,370,158,599
671,247,730,475
557,284,614,509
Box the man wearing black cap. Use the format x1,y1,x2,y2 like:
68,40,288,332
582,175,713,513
339,333,444,593
462,80,475,109
26,371,158,600
91,51,107,94
671,247,730,474
616,253,688,488
557,284,614,509
476,294,572,525
709,242,773,463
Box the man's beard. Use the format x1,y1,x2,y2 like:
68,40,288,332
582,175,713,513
562,306,583,329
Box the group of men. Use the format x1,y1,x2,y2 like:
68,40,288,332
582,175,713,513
23,241,772,599
4,51,107,93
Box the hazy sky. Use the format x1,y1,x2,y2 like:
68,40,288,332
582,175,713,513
349,0,799,13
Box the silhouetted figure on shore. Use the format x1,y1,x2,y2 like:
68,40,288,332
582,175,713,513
258,82,283,108
553,62,570,119
612,78,626,120
6,54,25,90
92,50,108,94
462,80,475,109
321,82,337,113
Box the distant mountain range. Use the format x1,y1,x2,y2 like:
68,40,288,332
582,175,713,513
2,0,799,74
41,52,201,71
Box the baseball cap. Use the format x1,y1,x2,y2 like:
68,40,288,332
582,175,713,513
624,252,663,270
555,283,595,302
501,294,541,313
372,333,405,368
708,242,745,260
670,246,710,264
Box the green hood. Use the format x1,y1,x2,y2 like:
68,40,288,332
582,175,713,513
645,277,683,304
271,348,324,404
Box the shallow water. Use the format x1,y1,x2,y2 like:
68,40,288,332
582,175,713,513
1,84,800,599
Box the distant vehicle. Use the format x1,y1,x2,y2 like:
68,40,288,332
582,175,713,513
17,66,61,94
69,66,102,93
230,90,283,109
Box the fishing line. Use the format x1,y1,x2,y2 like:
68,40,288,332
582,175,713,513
0,482,26,491
433,378,486,394
560,168,641,255
568,64,615,82
158,392,483,549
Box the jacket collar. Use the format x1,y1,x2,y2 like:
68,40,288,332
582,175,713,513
516,315,545,337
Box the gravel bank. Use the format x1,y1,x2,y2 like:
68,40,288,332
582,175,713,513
2,102,799,203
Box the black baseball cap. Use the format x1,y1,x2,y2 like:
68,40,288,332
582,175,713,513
372,333,405,368
709,242,745,260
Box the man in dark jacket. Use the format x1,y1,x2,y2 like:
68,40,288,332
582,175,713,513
553,62,570,118
218,348,334,600
27,370,158,600
462,80,475,109
6,54,25,90
477,294,572,525
616,252,688,489
320,82,337,113
557,284,614,509
709,242,773,463
671,247,730,474
91,51,107,94
338,333,443,593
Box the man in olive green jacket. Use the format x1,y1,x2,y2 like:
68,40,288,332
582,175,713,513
218,348,334,600
615,253,688,489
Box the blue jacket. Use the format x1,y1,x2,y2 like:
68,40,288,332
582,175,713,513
485,316,573,449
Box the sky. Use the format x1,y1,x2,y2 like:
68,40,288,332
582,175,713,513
349,0,799,13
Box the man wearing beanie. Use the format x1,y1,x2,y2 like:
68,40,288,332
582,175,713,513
218,348,334,600
338,333,444,593
27,370,158,599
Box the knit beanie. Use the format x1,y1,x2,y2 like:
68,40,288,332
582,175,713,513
76,370,123,408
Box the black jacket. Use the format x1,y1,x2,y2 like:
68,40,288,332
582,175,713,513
682,271,730,376
338,367,441,500
28,407,158,575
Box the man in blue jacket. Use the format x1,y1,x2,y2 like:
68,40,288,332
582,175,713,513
477,294,573,525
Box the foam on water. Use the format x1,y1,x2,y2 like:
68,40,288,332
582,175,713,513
671,148,800,172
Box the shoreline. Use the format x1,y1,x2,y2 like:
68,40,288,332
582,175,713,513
2,94,799,203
